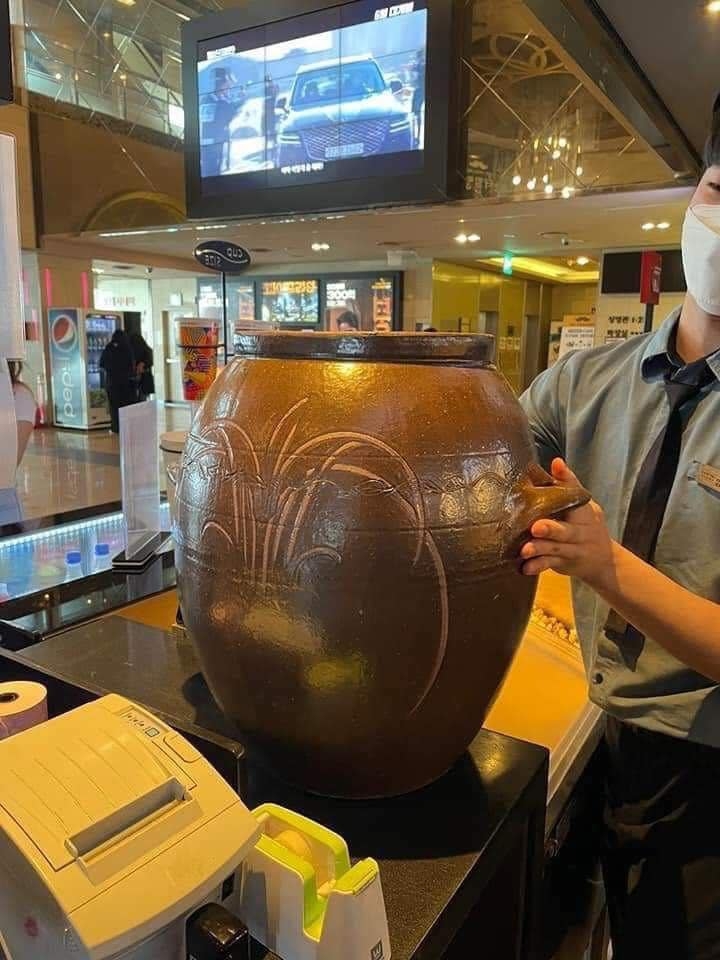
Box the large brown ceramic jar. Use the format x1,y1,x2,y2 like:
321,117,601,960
175,333,588,798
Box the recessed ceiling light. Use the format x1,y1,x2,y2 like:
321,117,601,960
552,149,561,160
641,222,656,231
707,1,720,12
558,136,568,148
527,178,537,191
561,186,572,199
576,256,590,266
544,184,554,195
54,72,62,80
455,233,468,244
657,221,671,230
512,174,522,186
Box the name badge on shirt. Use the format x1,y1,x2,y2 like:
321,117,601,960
698,464,720,494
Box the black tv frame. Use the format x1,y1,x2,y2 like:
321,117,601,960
182,0,465,220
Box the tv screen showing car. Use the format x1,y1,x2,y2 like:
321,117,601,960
183,0,463,218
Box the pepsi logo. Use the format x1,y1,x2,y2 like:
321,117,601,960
51,313,78,352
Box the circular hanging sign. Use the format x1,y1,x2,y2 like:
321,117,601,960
194,240,251,274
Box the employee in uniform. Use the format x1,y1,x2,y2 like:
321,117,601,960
519,101,720,959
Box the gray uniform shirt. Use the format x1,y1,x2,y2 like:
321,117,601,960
519,308,720,745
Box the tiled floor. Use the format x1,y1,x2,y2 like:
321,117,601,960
15,406,191,520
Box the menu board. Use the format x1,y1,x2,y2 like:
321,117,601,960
558,315,596,360
324,275,396,331
260,279,319,325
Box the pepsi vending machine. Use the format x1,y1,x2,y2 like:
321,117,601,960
48,308,121,429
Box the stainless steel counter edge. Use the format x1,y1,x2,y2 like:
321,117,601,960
546,703,605,834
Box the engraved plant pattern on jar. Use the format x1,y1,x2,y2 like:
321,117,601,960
177,396,451,712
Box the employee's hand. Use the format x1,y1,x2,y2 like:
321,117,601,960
520,458,615,590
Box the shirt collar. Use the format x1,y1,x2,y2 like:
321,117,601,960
641,307,720,381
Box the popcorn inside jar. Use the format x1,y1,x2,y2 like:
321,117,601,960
530,607,579,647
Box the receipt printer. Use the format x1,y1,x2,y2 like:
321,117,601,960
0,694,260,959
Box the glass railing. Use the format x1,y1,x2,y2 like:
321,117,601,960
17,0,186,139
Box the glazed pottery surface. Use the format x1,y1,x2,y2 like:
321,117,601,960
175,333,588,797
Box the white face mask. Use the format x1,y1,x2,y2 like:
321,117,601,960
682,203,720,314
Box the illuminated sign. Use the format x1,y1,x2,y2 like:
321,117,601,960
262,280,318,296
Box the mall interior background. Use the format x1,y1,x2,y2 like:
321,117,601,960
3,0,702,420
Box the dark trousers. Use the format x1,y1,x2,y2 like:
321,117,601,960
603,717,720,960
107,389,134,433
203,140,226,176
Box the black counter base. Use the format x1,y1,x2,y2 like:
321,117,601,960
0,617,548,959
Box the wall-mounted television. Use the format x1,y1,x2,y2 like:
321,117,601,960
601,250,686,294
182,0,464,219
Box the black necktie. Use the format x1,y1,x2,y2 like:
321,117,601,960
605,357,714,654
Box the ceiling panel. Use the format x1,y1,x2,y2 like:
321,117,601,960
52,187,692,271
593,0,718,157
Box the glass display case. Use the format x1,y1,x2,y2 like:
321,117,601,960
0,502,170,602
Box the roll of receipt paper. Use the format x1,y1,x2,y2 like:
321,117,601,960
0,681,48,738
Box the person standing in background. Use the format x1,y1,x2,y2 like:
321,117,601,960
336,312,360,332
411,50,426,148
100,329,135,433
201,68,236,176
0,361,37,525
263,74,279,145
129,332,155,401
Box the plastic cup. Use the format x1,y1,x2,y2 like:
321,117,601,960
176,319,220,403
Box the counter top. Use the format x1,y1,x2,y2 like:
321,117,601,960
0,499,123,540
0,553,177,647
0,572,603,834
0,615,547,960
